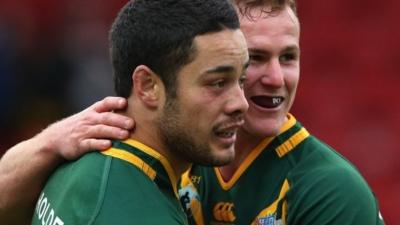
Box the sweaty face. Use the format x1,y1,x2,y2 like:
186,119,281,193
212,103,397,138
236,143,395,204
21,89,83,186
158,29,249,166
239,7,300,139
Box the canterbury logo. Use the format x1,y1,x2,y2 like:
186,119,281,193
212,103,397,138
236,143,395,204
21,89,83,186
213,202,236,222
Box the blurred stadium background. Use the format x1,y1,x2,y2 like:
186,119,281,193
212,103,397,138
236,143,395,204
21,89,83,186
0,0,398,224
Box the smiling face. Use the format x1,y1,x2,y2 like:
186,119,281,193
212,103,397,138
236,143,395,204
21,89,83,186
158,28,249,166
239,6,300,139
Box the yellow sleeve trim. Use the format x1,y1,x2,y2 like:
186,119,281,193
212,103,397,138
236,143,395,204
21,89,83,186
101,148,157,180
275,127,310,158
252,179,290,225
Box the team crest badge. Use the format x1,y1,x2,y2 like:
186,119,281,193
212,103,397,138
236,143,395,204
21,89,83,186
179,184,201,216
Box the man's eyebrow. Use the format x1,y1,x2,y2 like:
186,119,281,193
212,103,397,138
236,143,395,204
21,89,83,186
205,65,235,74
248,48,267,55
205,61,249,74
248,45,300,54
283,45,300,53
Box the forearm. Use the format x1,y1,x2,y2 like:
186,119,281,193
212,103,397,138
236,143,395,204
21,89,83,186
0,133,63,224
0,97,133,225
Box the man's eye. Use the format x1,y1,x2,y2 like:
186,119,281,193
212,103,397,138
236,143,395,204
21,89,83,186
249,54,263,63
211,80,225,88
280,53,297,62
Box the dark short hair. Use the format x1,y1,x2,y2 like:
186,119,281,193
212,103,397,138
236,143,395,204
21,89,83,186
110,0,240,98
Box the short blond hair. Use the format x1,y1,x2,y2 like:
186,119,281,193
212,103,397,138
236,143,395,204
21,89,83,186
234,0,297,18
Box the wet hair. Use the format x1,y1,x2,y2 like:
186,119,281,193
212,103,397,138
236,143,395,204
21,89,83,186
110,0,239,98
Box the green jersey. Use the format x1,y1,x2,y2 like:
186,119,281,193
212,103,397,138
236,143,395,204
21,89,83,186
179,114,385,225
32,139,188,225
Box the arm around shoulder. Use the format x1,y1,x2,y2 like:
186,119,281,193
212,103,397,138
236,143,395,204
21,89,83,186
0,96,133,225
0,132,64,225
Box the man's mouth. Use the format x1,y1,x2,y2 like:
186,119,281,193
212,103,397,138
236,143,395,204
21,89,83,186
213,119,245,139
250,96,285,108
215,130,236,138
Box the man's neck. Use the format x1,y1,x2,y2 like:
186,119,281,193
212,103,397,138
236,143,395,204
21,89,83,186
122,104,190,181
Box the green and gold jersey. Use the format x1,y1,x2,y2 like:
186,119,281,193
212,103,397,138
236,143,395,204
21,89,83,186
32,139,188,225
180,114,385,225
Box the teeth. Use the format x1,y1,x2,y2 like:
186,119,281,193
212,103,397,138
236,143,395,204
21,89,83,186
217,131,234,138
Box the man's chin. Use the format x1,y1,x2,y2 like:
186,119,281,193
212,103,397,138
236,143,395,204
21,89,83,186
181,143,235,167
207,147,235,166
243,118,282,138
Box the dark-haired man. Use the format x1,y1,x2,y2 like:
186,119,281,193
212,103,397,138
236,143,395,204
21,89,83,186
30,0,248,224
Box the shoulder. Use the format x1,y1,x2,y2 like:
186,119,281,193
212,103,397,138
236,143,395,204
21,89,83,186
32,152,111,225
290,134,363,176
286,143,381,224
289,161,374,200
93,157,187,225
48,152,111,194
288,134,376,205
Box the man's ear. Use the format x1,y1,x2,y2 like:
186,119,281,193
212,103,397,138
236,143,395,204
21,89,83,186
132,65,163,108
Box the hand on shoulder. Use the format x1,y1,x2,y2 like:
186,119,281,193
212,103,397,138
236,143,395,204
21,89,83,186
35,96,134,160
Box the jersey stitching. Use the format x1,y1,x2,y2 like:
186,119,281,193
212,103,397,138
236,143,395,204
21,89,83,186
87,156,112,225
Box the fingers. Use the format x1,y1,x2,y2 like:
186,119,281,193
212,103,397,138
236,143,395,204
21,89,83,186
96,112,134,130
92,96,127,113
86,124,130,140
78,139,112,153
60,124,129,160
89,97,134,130
49,97,134,160
70,125,129,159
76,125,129,156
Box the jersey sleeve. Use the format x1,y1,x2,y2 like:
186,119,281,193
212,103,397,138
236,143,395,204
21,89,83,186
91,156,188,225
285,165,385,225
32,153,108,225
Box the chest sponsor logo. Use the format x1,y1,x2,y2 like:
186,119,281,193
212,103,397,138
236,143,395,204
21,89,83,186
213,202,236,223
35,192,64,225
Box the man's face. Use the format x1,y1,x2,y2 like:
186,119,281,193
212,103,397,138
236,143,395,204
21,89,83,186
158,29,249,166
239,7,300,138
